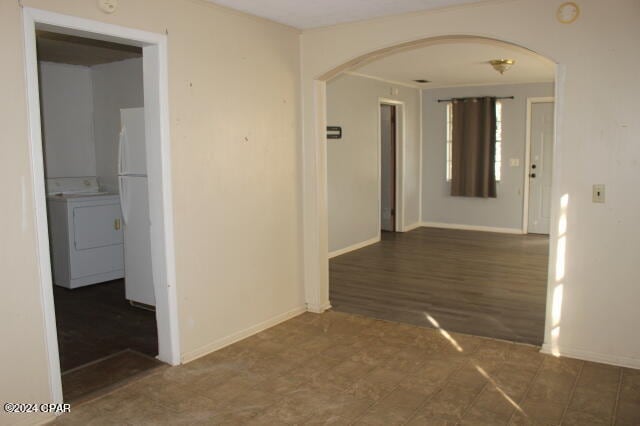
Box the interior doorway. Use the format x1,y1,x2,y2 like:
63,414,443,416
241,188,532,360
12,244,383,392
380,103,397,232
23,8,179,405
38,30,161,403
524,97,555,234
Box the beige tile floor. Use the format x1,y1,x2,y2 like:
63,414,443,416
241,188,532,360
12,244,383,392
54,311,640,425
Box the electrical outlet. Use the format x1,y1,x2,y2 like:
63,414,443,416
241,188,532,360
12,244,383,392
592,184,605,203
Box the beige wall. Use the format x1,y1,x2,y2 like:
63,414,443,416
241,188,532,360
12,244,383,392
1,1,302,423
0,3,53,425
301,0,640,368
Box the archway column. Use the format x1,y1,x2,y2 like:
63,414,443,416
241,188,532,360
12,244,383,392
302,80,331,313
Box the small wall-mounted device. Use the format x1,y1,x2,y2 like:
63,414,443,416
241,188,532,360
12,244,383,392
327,126,342,140
98,0,118,14
592,184,605,203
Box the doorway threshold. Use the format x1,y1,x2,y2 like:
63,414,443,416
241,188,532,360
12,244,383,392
62,349,164,404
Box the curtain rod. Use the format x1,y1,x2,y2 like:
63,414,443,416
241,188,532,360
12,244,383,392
437,96,514,103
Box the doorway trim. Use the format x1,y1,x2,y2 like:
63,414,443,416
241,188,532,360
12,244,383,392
523,96,555,234
22,7,180,404
378,98,405,233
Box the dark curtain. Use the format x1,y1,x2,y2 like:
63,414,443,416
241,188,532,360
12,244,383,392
451,97,497,198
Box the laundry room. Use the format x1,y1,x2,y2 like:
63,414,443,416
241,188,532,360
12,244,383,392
37,31,161,402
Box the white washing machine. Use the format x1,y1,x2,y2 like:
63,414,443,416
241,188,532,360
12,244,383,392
46,177,125,289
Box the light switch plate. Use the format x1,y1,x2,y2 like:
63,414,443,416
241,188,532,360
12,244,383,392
509,158,520,167
592,184,605,203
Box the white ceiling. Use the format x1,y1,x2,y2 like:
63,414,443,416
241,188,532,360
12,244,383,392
207,0,488,29
352,40,555,88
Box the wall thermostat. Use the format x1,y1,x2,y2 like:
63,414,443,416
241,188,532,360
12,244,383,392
98,0,118,14
557,2,580,24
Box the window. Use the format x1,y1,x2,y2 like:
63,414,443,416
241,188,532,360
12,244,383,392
446,101,502,181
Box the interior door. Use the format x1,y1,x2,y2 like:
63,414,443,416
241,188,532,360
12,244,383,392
527,101,554,234
380,104,396,232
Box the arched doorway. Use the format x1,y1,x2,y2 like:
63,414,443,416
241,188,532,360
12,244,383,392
306,34,562,349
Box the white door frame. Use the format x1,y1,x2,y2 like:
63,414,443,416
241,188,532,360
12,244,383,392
22,7,180,404
378,98,406,234
523,96,555,234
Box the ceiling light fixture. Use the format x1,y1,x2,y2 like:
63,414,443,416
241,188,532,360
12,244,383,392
489,59,515,75
414,79,430,83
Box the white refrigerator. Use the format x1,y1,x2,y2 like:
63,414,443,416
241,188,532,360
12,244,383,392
119,107,155,307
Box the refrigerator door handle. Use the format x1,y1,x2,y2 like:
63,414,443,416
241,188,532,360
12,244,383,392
118,127,127,175
119,176,128,225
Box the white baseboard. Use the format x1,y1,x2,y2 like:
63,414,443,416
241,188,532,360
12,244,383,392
181,305,306,363
421,221,523,235
328,236,380,259
541,344,640,370
306,301,332,314
402,222,422,232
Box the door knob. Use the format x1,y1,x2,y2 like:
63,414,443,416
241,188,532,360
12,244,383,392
530,173,536,178
531,164,537,169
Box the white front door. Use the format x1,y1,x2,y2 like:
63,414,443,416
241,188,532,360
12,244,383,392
527,101,554,234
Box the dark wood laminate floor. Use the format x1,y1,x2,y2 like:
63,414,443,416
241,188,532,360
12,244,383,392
330,227,549,345
53,279,158,372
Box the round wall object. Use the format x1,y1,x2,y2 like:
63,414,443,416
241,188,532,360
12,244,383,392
557,2,580,24
98,0,118,14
